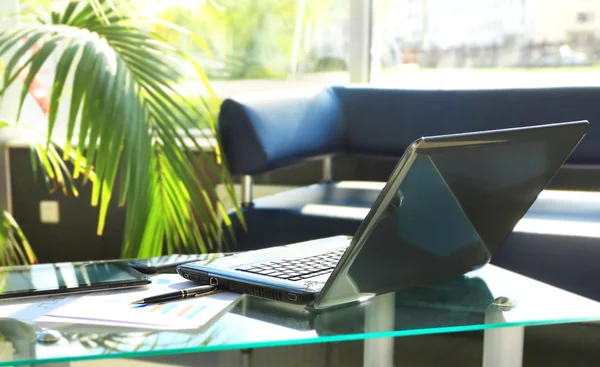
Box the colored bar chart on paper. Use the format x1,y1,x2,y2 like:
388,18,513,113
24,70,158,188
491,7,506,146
142,303,208,320
46,274,242,329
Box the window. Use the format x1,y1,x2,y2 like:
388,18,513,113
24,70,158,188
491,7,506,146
145,0,350,99
577,12,593,22
10,0,351,131
17,0,600,95
371,0,600,89
16,0,350,101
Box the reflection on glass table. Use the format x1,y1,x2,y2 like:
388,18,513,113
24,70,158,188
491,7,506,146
1,265,600,367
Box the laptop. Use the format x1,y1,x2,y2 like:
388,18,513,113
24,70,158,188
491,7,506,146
178,120,588,311
227,271,496,332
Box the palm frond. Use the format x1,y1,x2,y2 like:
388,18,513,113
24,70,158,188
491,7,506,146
0,121,92,266
0,210,37,266
0,121,90,198
0,1,243,258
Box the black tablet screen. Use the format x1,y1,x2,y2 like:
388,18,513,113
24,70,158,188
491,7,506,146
0,261,149,298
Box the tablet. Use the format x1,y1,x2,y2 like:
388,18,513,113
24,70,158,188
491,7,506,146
128,253,232,274
0,261,151,300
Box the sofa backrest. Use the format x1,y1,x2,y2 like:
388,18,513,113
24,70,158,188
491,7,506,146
219,88,344,175
335,87,600,160
219,86,600,175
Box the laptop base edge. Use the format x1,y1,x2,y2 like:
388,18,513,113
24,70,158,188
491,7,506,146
176,267,319,305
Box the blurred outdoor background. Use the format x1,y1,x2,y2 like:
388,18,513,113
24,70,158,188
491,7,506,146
22,0,600,130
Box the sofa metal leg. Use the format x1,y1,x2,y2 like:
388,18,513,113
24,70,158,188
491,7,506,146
241,175,254,207
322,157,333,183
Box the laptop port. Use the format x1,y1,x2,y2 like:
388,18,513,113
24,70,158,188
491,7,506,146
209,277,219,286
287,293,298,302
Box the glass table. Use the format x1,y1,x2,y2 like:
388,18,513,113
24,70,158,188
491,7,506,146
1,264,600,367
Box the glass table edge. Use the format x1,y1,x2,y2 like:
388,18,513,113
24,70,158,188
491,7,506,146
4,315,600,367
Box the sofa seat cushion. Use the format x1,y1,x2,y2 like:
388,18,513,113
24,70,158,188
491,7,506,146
227,185,600,250
493,190,600,301
225,181,383,251
494,231,600,302
255,181,384,211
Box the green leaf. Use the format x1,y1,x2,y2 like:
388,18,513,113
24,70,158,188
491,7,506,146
64,40,91,161
0,3,243,260
0,210,37,266
0,26,38,61
60,0,81,24
17,36,63,123
48,146,80,197
47,39,81,148
66,1,96,27
3,29,47,86
142,17,213,59
88,0,110,25
72,37,100,178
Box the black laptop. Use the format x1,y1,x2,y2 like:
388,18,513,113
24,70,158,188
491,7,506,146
178,121,588,311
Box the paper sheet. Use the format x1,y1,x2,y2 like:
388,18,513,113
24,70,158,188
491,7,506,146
0,294,73,323
46,274,241,329
0,274,241,330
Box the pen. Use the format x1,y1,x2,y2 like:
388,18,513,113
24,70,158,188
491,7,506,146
131,284,217,304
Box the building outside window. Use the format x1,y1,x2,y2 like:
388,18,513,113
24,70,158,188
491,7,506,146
371,0,600,89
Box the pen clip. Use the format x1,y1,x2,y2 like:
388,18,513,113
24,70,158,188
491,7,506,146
193,289,217,298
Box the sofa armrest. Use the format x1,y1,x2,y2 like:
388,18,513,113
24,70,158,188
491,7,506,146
219,88,345,175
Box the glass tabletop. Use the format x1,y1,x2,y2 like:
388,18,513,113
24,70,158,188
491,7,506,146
1,264,600,366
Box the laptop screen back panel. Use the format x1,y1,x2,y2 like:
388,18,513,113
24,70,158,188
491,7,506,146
311,121,588,311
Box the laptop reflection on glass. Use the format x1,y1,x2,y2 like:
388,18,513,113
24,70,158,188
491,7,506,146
177,121,588,312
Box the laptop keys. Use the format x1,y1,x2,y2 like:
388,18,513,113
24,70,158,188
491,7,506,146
235,247,345,281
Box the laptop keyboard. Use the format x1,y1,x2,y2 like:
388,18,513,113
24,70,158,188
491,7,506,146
235,248,347,281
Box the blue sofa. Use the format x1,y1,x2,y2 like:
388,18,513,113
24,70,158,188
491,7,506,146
219,86,600,301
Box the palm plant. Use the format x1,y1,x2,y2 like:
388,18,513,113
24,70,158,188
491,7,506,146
0,209,36,266
0,0,244,264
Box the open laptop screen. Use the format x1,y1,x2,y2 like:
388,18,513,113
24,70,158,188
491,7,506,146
314,121,588,310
